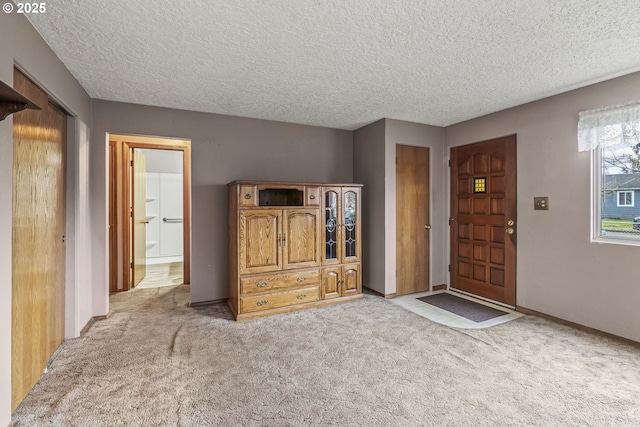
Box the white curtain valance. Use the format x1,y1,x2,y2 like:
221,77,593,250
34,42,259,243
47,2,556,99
577,100,640,152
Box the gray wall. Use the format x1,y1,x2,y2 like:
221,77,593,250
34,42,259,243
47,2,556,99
353,119,445,296
444,71,640,342
385,119,446,291
0,12,92,425
353,120,386,293
91,100,353,304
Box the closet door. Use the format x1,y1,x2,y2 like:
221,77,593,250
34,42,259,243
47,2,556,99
12,69,66,411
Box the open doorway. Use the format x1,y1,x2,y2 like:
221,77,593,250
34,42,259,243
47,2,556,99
108,134,191,292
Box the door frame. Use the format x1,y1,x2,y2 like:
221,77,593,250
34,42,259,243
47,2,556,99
109,134,192,291
448,135,517,306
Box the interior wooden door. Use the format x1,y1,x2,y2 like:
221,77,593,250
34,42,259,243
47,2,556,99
396,144,430,295
283,209,321,270
239,209,282,274
12,69,66,411
450,136,516,306
109,141,118,293
131,148,147,286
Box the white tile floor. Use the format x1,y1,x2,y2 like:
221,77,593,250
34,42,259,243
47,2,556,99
389,289,524,329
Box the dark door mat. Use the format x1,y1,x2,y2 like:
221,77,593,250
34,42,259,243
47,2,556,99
417,292,509,323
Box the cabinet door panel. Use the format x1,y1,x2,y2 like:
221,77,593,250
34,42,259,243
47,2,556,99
321,267,341,299
342,264,361,297
342,188,361,264
240,209,282,274
322,187,342,265
283,209,321,270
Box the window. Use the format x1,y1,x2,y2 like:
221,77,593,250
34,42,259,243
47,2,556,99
617,191,634,207
579,101,640,243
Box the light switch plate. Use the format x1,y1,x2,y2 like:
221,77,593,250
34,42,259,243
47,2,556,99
534,196,549,210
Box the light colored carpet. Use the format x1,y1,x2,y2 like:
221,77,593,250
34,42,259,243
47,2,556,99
12,284,640,426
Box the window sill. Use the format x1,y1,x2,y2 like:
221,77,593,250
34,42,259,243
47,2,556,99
592,235,640,247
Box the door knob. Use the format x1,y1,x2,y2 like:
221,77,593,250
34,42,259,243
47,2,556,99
424,224,431,229
506,227,514,235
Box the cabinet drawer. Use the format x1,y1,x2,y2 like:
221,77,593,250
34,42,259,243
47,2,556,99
240,269,320,295
240,286,320,313
239,185,257,207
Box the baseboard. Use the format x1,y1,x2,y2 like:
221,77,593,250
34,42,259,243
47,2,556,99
189,298,228,307
432,284,447,291
516,306,640,347
80,318,94,336
362,286,394,298
92,311,111,322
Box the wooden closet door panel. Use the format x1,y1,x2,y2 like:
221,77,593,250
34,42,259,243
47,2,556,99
12,69,66,411
239,209,282,274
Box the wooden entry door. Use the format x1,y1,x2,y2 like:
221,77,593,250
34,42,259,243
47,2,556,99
12,69,67,411
396,144,430,295
450,136,516,306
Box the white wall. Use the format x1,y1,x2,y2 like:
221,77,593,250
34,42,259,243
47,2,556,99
65,120,93,337
444,71,640,342
145,172,184,261
141,149,184,261
0,12,92,425
140,148,183,173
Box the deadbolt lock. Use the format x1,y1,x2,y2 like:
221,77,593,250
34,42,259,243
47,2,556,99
507,219,514,226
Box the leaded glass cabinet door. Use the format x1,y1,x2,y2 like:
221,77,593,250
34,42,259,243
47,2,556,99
322,187,342,265
342,188,361,263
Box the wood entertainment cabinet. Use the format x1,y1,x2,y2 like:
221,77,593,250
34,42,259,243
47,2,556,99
228,181,363,320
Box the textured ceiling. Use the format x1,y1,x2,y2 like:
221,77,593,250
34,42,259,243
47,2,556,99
24,0,640,130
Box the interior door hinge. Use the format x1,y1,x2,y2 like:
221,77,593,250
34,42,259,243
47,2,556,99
130,160,133,166
130,262,133,269
448,159,451,167
448,264,451,272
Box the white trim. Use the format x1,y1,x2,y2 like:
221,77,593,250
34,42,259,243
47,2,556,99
592,148,640,244
616,190,635,207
